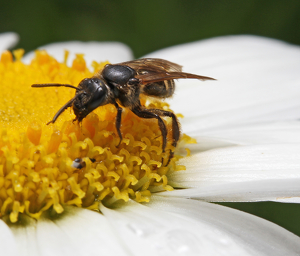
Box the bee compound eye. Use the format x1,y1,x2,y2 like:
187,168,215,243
86,83,108,112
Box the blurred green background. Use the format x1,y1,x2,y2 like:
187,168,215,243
2,0,300,57
1,0,300,236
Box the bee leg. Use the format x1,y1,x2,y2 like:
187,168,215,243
165,151,174,166
147,109,179,165
113,102,123,147
131,106,167,152
148,109,180,148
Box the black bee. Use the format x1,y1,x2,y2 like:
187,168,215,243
32,58,215,158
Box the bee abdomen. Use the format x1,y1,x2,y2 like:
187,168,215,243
143,80,175,98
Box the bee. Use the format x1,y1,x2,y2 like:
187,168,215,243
32,58,215,161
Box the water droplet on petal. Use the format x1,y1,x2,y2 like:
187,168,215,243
127,222,158,238
159,229,201,255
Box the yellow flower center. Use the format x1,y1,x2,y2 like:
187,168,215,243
0,49,194,223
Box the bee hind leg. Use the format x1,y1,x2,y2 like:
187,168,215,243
113,102,123,147
148,109,180,148
147,109,180,165
131,106,167,153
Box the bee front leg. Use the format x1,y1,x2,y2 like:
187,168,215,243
113,102,123,147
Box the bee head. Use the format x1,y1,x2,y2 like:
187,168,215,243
73,78,108,121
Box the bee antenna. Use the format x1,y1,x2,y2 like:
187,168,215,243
46,94,82,124
31,83,80,91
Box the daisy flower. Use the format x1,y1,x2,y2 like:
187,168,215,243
0,32,300,255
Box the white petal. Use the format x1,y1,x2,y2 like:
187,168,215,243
161,179,300,203
7,199,299,256
0,32,19,52
183,121,300,152
0,219,19,256
172,144,300,186
145,36,300,131
275,197,300,203
35,207,127,256
144,35,299,69
36,216,81,256
100,200,251,256
168,144,300,202
149,196,300,256
8,215,39,256
8,208,128,256
23,41,133,67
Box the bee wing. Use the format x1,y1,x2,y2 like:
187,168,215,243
137,72,215,85
118,58,215,84
118,58,183,73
